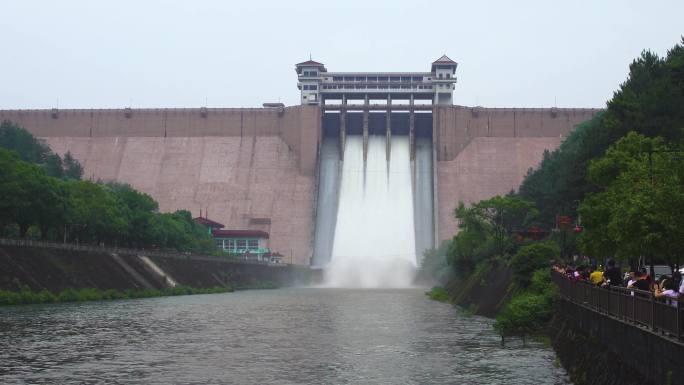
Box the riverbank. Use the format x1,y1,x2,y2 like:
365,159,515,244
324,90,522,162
444,258,517,318
441,264,682,385
0,243,321,305
0,285,231,306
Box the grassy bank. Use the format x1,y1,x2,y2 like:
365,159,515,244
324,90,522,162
234,281,280,290
0,285,233,306
425,286,450,302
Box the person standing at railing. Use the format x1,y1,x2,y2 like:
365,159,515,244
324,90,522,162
589,265,605,286
672,271,683,296
654,278,679,307
628,270,651,291
625,271,637,288
603,260,623,287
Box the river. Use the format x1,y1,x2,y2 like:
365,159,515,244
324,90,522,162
0,288,570,384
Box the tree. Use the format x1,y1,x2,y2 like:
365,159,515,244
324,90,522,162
519,38,684,229
510,241,560,285
0,120,51,164
65,181,126,244
107,183,158,247
469,195,538,256
62,152,83,180
0,121,84,181
0,149,62,238
447,196,537,275
579,132,684,268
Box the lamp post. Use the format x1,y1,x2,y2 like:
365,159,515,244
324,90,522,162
641,145,683,279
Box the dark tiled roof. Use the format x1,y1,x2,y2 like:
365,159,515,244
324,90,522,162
212,229,270,239
193,217,225,229
432,54,456,64
296,60,325,66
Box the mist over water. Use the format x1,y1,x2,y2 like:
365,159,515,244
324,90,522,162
325,135,417,288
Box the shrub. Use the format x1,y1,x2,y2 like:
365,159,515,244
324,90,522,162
493,292,554,336
510,241,560,285
425,286,450,302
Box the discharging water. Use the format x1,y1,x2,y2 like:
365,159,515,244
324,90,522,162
326,136,417,288
0,288,570,384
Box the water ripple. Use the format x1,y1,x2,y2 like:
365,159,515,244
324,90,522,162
0,288,570,384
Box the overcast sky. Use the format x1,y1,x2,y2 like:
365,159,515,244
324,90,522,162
1,1,682,109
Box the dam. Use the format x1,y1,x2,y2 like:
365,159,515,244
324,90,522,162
0,56,599,268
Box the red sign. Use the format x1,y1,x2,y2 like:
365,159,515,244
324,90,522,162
557,215,573,230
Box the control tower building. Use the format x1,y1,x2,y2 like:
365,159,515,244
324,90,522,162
296,55,458,107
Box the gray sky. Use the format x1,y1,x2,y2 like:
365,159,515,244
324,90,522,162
1,0,682,109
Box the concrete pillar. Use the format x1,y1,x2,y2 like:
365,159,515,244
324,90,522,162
386,95,392,161
363,95,369,162
409,95,415,160
340,94,347,160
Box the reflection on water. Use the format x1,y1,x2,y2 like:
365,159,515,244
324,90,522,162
0,288,569,384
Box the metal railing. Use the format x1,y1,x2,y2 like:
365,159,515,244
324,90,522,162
0,238,287,267
552,270,683,341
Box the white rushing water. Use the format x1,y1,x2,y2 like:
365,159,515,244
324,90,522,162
325,135,417,288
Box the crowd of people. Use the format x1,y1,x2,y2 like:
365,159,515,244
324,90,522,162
554,260,684,307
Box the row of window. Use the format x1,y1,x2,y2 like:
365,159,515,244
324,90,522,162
320,84,447,90
301,71,319,77
302,85,318,90
331,76,425,82
215,238,260,251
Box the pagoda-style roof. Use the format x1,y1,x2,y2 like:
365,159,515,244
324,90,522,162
431,55,458,72
296,59,325,67
295,59,327,74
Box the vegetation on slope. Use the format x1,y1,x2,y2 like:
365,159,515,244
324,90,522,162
425,38,684,338
0,285,232,306
518,38,684,258
0,121,214,253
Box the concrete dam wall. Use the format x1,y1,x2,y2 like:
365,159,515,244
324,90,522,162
0,105,598,264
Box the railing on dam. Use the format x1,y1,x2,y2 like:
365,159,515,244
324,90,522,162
552,270,683,342
0,238,287,267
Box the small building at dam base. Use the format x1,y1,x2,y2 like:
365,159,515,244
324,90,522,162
0,56,600,265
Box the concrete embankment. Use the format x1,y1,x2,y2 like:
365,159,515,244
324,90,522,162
0,243,320,293
445,264,684,385
549,300,684,385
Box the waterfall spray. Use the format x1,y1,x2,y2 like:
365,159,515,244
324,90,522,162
325,135,417,288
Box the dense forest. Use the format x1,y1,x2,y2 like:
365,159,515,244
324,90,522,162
0,121,213,253
423,37,684,337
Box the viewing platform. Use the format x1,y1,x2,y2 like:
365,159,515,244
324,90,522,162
552,270,683,342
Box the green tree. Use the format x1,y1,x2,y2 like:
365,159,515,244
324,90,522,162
0,120,83,181
108,183,158,247
469,195,538,256
0,149,63,238
65,181,126,244
62,152,83,180
509,241,560,285
519,38,684,229
44,153,64,179
579,132,684,268
0,120,51,164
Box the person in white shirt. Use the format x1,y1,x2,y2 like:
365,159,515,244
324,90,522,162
654,279,680,307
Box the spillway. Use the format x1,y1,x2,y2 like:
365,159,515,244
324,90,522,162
324,135,418,288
